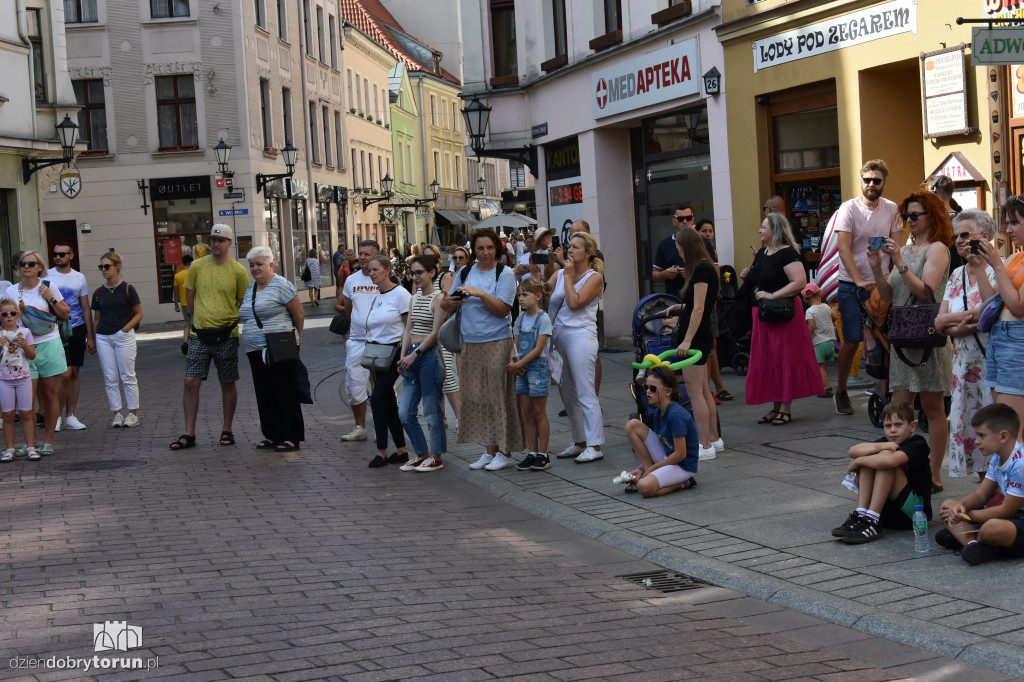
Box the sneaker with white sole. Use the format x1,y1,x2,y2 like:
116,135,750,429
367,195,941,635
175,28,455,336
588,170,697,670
484,453,513,471
110,413,124,428
401,457,429,471
574,447,603,463
516,454,538,471
341,425,368,441
469,453,494,470
55,417,62,432
711,438,725,452
123,413,140,428
698,445,717,461
556,444,585,459
531,454,551,471
63,415,87,430
415,456,444,472
613,470,637,484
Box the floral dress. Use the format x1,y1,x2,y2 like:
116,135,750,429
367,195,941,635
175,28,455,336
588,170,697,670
943,264,997,478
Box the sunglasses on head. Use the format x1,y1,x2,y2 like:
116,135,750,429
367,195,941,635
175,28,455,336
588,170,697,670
862,177,884,186
0,311,17,318
901,211,925,221
19,261,39,268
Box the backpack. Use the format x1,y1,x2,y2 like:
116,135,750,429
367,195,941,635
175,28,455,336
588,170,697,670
457,262,505,285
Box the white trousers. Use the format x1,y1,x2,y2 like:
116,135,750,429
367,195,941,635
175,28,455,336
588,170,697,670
345,337,371,406
96,330,139,410
553,325,604,446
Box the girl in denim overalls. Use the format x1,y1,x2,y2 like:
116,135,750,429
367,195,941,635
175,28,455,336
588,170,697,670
507,279,552,471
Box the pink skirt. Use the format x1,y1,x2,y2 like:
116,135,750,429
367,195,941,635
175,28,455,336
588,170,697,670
744,298,824,405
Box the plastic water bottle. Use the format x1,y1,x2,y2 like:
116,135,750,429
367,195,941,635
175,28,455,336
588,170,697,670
841,472,859,493
913,505,930,553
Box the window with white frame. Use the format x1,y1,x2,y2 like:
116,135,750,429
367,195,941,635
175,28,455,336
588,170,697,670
360,150,367,189
352,149,359,186
369,152,375,189
73,79,107,152
363,78,370,113
155,75,198,149
302,0,313,56
316,6,326,63
282,87,293,143
255,0,266,28
322,105,332,166
429,94,437,127
373,85,378,121
441,97,449,129
151,0,190,19
354,73,361,112
455,155,462,191
445,152,452,188
347,69,354,108
27,10,47,102
452,101,459,132
329,15,338,69
334,111,343,167
64,0,98,23
433,151,441,188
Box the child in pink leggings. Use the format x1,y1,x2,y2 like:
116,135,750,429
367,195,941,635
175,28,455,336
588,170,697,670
0,299,38,462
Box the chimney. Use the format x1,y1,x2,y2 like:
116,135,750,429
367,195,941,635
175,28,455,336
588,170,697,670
433,52,442,75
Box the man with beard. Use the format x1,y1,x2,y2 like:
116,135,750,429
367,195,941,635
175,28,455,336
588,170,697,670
832,159,903,416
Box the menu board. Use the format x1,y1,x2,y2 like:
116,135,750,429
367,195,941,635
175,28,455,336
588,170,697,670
789,184,841,251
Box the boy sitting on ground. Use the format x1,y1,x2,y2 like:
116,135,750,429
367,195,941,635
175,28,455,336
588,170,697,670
937,404,1024,565
832,401,932,544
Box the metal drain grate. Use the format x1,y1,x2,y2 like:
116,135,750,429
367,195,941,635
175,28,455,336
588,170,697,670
619,570,710,593
55,459,145,472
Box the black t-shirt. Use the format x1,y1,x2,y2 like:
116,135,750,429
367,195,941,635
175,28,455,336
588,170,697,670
653,234,718,298
749,246,800,297
91,282,141,335
875,434,932,519
679,261,718,337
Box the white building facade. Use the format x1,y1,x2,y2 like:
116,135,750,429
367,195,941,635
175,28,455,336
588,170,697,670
461,0,732,338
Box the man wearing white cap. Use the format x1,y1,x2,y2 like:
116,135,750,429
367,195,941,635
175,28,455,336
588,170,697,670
515,227,559,283
170,223,250,451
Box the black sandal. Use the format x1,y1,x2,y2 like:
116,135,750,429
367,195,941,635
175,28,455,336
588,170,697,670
219,431,235,446
275,441,300,452
256,440,276,450
716,389,734,401
169,434,196,450
758,410,780,424
771,412,792,425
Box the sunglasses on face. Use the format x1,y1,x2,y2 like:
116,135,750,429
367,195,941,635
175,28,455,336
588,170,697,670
644,384,661,393
955,231,978,241
674,214,694,222
901,211,925,221
53,251,71,258
98,264,114,270
0,311,17,318
862,177,883,186
19,261,39,268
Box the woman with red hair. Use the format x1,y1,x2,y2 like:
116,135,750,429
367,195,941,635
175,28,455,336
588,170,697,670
869,190,953,492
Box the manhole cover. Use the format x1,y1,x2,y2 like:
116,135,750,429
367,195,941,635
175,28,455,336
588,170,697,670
619,570,709,593
55,459,145,472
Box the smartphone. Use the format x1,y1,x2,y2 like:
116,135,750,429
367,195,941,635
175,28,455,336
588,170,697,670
868,236,887,251
532,252,550,265
450,290,466,300
970,240,984,255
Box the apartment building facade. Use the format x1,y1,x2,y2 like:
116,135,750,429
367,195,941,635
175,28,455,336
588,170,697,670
461,0,730,337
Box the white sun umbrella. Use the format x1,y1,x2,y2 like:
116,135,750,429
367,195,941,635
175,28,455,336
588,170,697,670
471,212,538,232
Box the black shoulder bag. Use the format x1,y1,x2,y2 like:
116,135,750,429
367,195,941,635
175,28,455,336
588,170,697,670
251,284,300,364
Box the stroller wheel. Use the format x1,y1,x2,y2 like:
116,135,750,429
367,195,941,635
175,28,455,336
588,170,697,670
731,352,749,376
868,392,886,429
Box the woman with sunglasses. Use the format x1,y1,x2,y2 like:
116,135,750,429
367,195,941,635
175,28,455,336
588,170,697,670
422,244,461,418
396,255,447,471
620,366,699,497
87,253,143,428
4,251,70,453
869,191,953,493
973,195,1024,442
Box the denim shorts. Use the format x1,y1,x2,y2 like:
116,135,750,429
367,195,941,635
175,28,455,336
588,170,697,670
985,321,1024,396
837,281,871,343
515,359,550,397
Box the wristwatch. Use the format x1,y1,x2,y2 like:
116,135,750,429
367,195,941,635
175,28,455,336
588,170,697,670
898,264,909,274
414,348,423,356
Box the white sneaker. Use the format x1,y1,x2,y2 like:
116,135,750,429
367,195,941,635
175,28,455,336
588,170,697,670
574,447,604,463
111,413,124,428
63,415,87,430
400,457,428,471
699,445,717,461
711,438,724,452
469,453,494,470
55,417,62,432
415,456,444,472
484,453,513,471
123,413,140,428
341,425,367,441
613,470,637,484
556,444,585,459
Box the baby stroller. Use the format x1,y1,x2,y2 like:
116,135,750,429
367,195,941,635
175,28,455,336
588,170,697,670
715,265,750,376
858,295,949,431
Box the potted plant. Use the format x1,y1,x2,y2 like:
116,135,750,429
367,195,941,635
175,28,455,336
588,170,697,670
349,107,356,114
358,112,365,118
376,119,382,125
384,123,390,129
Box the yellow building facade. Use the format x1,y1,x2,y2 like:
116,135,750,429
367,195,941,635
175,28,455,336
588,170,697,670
718,0,998,270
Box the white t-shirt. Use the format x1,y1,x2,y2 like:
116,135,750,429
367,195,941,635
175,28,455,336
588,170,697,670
805,302,835,347
365,286,411,344
985,441,1024,500
5,281,66,344
833,196,901,283
342,269,379,341
46,269,90,328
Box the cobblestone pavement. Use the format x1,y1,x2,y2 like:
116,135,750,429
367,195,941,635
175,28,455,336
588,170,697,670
0,314,1015,680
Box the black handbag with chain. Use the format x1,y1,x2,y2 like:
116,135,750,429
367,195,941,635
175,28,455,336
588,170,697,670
251,284,299,364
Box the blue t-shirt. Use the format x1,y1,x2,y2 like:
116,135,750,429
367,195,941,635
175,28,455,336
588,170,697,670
651,401,700,473
46,269,89,328
985,441,1024,503
450,264,516,343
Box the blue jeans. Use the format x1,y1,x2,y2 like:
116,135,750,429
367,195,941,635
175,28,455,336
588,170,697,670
398,344,447,455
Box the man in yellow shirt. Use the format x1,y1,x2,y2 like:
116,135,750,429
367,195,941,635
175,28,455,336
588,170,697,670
172,254,194,355
170,225,249,451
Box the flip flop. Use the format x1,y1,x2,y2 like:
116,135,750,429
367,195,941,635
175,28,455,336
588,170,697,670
219,431,235,446
169,434,196,450
255,440,277,450
716,389,734,401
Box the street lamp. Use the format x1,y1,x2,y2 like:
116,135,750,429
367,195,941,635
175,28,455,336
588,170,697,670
213,138,232,174
362,173,394,210
256,141,299,194
22,114,79,184
460,97,538,176
464,176,486,200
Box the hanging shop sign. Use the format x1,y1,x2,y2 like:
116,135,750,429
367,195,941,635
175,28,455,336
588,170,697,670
591,38,699,119
921,44,970,138
972,28,1024,64
984,0,1024,21
751,0,917,73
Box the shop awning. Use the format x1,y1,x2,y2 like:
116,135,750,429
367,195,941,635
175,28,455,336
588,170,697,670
435,209,476,225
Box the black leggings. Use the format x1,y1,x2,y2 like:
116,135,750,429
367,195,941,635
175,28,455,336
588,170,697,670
369,355,406,451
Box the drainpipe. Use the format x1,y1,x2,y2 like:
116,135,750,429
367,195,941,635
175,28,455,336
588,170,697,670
417,75,429,243
295,1,314,282
15,0,37,140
